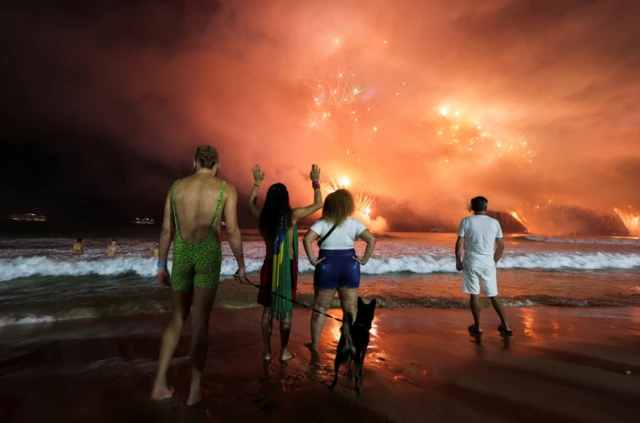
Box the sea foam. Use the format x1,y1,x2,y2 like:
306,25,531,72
2,252,640,282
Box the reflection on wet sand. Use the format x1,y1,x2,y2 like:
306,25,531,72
1,307,639,422
521,307,542,344
551,320,560,337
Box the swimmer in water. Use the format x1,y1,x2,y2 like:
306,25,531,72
152,243,159,258
107,239,124,257
72,238,84,255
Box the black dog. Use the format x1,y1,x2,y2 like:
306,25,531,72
330,297,377,393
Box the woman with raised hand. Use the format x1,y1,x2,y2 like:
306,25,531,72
249,164,322,362
303,189,376,360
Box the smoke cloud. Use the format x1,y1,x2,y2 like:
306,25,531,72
2,0,639,233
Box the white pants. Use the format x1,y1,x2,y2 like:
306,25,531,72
462,265,498,297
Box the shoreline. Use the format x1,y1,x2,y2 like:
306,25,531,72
2,269,640,328
2,293,639,329
1,307,639,422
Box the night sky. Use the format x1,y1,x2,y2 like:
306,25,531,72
2,0,639,233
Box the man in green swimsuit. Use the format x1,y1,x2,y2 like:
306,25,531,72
151,145,248,406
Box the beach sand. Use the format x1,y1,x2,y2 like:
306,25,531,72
1,304,639,422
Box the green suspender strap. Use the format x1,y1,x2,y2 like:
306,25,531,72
211,182,226,228
293,225,298,264
171,181,180,237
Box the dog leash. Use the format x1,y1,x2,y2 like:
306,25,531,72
234,276,343,323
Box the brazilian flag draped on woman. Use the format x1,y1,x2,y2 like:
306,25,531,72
271,217,298,320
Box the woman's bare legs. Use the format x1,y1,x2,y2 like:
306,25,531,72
151,289,193,400
261,306,294,361
279,316,293,361
337,288,358,323
310,289,336,354
261,307,273,360
187,285,218,406
337,288,358,353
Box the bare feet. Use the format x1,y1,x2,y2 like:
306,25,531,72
310,350,320,366
151,386,175,400
280,350,294,362
187,388,202,406
497,324,513,336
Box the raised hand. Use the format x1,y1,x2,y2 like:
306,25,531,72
310,164,321,182
252,165,265,185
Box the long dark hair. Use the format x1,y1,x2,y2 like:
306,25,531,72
259,183,293,241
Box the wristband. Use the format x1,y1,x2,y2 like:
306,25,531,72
253,184,260,188
312,181,320,189
157,262,166,267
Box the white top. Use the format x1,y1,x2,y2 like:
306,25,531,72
310,217,367,250
457,215,503,268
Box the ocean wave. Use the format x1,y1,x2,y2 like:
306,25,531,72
2,252,640,282
1,294,636,327
0,302,171,327
523,236,640,245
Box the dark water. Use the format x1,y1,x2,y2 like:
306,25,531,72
1,225,640,325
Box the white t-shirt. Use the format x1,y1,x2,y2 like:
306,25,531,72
310,217,367,250
457,215,503,268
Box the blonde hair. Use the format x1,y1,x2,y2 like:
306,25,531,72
322,189,355,225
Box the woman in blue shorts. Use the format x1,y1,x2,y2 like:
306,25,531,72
303,189,377,357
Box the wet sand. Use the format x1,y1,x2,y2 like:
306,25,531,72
1,306,639,422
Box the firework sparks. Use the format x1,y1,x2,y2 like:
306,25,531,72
509,211,529,232
614,207,640,235
308,68,366,129
507,200,555,234
431,106,534,169
321,177,373,218
320,176,388,232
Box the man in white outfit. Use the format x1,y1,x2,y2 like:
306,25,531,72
455,196,512,336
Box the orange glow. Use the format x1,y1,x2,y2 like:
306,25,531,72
320,177,386,229
509,211,529,232
614,208,640,235
521,308,542,344
12,1,638,235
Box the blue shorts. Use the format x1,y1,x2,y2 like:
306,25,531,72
313,249,361,290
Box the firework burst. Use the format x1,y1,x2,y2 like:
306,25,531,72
308,67,368,130
320,176,388,232
507,200,554,234
614,207,640,235
509,211,529,232
320,176,373,218
429,106,534,170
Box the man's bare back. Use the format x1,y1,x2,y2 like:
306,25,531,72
172,173,228,242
